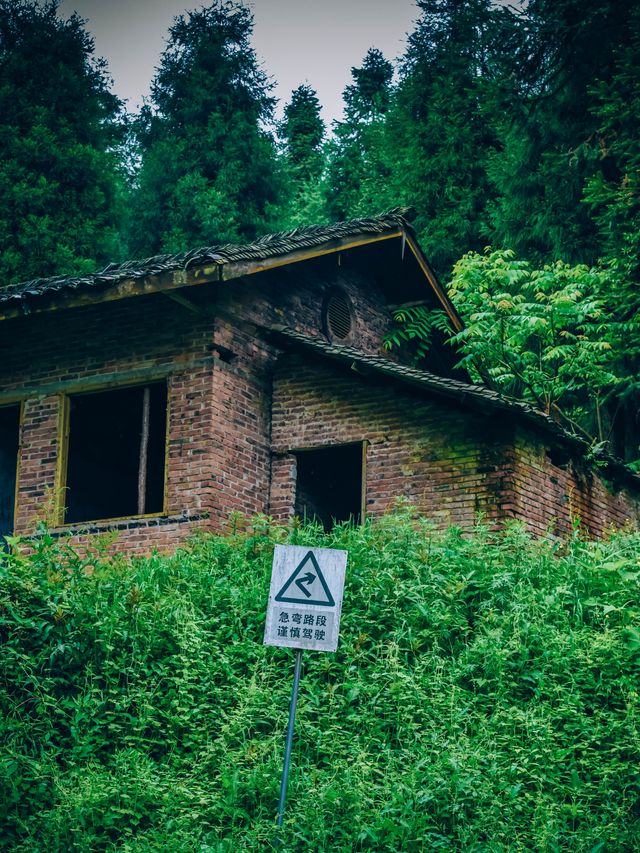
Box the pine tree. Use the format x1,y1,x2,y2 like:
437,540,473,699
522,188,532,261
279,84,327,227
584,6,640,283
582,7,640,462
0,0,124,283
129,2,284,256
281,85,324,181
325,48,394,223
342,47,394,125
487,0,636,265
373,0,499,276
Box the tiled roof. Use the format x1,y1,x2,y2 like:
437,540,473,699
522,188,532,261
268,325,640,488
0,209,414,310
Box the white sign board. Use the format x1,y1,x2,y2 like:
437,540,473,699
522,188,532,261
264,545,348,653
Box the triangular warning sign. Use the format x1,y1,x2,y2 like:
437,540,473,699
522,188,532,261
275,551,335,607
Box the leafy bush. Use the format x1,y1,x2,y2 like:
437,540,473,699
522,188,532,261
1,512,640,851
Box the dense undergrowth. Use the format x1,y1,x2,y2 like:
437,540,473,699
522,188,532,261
1,510,640,851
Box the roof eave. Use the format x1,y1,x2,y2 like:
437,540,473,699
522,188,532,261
0,264,223,322
220,229,404,282
0,228,411,322
403,233,464,331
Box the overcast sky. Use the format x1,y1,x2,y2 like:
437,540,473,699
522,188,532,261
57,0,420,128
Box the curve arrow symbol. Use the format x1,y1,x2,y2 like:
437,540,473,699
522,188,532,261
295,572,315,597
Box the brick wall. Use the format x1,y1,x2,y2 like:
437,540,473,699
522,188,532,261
270,355,517,527
213,252,393,354
2,261,638,554
1,294,221,553
184,256,399,525
511,428,640,538
0,258,397,553
270,354,640,535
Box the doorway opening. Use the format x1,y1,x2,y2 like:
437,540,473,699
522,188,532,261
0,405,20,541
294,442,365,531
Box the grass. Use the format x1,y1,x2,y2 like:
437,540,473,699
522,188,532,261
1,508,639,851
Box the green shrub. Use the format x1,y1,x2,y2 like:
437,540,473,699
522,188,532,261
1,512,639,851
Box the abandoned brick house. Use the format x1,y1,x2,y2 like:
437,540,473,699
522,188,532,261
0,209,639,553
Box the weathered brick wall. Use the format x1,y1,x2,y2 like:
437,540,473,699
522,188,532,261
212,254,394,354
208,322,274,521
16,395,60,528
186,256,398,522
511,428,640,538
1,294,221,553
270,355,640,535
0,258,397,552
270,355,517,527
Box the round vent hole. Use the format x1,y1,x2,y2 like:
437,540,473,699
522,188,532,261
326,294,352,340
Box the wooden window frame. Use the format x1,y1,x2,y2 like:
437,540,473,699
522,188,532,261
55,379,170,527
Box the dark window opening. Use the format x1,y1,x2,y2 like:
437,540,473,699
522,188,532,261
64,383,167,524
0,405,20,541
294,443,364,531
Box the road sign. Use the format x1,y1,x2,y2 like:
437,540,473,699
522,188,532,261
265,545,349,842
264,544,347,653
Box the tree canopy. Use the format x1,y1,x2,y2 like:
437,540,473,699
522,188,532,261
0,0,124,283
278,84,327,228
127,1,284,256
1,0,639,460
325,48,395,224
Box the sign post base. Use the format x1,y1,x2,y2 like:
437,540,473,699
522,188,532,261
275,648,303,847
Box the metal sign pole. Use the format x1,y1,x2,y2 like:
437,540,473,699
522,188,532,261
265,545,348,848
276,648,303,835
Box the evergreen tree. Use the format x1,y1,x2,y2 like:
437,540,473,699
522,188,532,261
129,2,284,256
581,7,640,462
281,85,324,182
487,0,636,264
584,6,640,283
279,84,327,227
325,48,394,223
0,0,124,283
372,0,499,275
342,47,394,125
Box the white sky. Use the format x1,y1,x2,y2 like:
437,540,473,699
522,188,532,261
58,0,420,128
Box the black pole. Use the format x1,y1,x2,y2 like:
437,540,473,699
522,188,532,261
276,649,303,837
